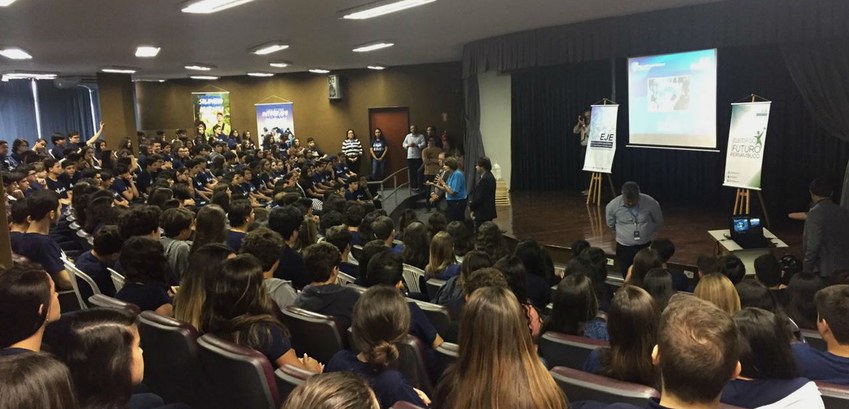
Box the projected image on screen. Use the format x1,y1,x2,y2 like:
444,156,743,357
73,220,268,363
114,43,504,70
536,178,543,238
628,49,717,149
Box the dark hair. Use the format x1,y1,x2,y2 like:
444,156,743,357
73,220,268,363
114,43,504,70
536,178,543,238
621,181,640,201
46,308,137,408
371,216,395,241
657,295,738,404
571,239,590,257
118,205,161,240
281,372,379,409
92,225,122,256
228,199,253,228
160,207,194,238
542,273,598,336
629,248,662,287
494,255,529,305
359,240,390,271
476,156,492,172
10,199,29,224
462,267,508,296
642,268,675,311
717,255,746,284
344,203,365,227
735,307,798,379
27,189,59,221
650,239,675,262
426,212,447,239
365,250,404,287
0,264,53,347
268,205,304,241
815,284,849,344
697,254,719,275
190,205,227,254
754,254,781,287
446,221,473,257
0,353,80,409
514,239,556,286
459,251,492,288
809,178,833,197
401,221,429,269
786,272,827,330
239,227,284,272
303,242,341,283
600,285,660,388
351,286,410,367
475,221,508,262
119,236,168,284
324,225,352,254
735,279,778,312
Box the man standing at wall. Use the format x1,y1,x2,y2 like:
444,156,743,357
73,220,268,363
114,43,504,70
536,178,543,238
403,124,426,192
803,178,849,280
606,181,663,278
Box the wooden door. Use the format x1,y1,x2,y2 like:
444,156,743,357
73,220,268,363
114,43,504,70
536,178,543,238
368,107,410,182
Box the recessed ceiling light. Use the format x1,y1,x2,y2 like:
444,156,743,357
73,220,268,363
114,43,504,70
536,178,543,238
342,0,436,20
309,68,330,74
269,61,291,68
181,0,257,14
0,0,19,7
247,72,274,77
1,71,58,81
185,64,215,71
135,46,161,58
353,42,394,53
251,42,289,55
0,47,32,60
368,65,386,70
190,75,219,80
101,67,138,74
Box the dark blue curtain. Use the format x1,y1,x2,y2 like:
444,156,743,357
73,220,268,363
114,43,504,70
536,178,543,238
0,80,38,143
37,81,98,141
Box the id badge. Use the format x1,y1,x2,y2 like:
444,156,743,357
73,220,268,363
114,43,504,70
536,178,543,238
633,230,641,241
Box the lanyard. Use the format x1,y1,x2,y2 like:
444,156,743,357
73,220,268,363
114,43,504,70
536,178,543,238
627,206,640,224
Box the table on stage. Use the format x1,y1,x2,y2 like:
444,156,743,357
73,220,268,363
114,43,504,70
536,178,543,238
707,228,788,275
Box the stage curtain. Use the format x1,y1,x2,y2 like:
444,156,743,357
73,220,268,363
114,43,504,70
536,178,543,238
36,82,98,141
511,59,612,191
464,75,485,187
0,80,38,144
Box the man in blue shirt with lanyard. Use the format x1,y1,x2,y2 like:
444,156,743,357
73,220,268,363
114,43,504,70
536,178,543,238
606,181,663,278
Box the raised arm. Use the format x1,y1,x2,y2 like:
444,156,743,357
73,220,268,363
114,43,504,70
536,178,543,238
86,121,105,146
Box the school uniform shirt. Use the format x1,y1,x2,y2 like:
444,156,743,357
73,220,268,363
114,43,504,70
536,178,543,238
434,263,461,280
12,233,65,279
371,139,387,158
408,302,438,347
46,177,69,199
345,188,367,202
721,377,824,409
226,230,246,252
112,178,130,198
792,342,849,385
248,323,291,367
274,245,310,290
74,250,117,298
9,231,25,254
326,349,426,409
294,284,361,329
0,347,32,356
115,282,171,312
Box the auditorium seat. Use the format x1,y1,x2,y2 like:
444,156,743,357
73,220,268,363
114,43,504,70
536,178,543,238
392,334,434,397
138,312,216,409
280,306,346,363
402,264,425,293
816,381,849,409
274,364,316,403
337,271,356,286
435,341,458,368
346,282,368,294
108,267,125,292
351,244,364,261
407,298,453,338
425,278,446,298
550,366,659,406
391,402,426,409
87,294,140,315
538,331,608,370
61,260,90,310
197,334,280,409
801,329,828,352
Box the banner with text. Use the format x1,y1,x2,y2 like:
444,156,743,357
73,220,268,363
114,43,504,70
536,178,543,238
255,102,295,145
583,104,619,174
723,101,771,190
192,92,230,137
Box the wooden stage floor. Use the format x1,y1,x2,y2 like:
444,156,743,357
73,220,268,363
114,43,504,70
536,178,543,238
492,191,804,267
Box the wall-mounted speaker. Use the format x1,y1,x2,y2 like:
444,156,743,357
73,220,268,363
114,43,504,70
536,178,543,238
328,75,343,100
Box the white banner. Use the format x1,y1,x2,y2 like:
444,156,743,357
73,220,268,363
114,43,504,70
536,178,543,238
723,101,771,190
583,104,619,174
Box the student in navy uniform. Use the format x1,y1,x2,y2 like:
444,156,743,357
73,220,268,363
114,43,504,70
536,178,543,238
43,158,70,206
57,154,80,189
0,353,79,409
649,239,692,292
792,284,849,385
8,199,29,252
754,254,789,306
115,236,173,316
294,242,361,329
325,286,429,408
136,154,163,197
226,199,254,252
12,190,73,290
0,263,61,355
268,205,310,289
49,133,66,160
112,163,140,203
324,225,359,278
74,225,121,298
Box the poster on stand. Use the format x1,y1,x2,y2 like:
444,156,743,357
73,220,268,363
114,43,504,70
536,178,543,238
723,101,771,190
583,104,619,174
192,92,231,137
255,102,295,147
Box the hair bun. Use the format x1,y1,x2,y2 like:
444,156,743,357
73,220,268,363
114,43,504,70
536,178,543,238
368,342,399,367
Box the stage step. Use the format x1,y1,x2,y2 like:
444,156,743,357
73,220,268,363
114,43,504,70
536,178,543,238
495,180,510,206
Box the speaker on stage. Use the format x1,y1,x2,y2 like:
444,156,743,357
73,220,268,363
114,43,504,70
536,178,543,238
328,75,343,100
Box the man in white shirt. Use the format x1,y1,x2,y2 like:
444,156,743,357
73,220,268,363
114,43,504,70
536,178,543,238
403,124,426,192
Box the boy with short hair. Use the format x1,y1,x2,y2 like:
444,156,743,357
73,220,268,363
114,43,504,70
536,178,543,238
294,242,361,329
792,285,849,384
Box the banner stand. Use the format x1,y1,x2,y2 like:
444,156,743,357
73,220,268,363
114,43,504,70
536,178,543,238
728,94,771,228
585,98,618,207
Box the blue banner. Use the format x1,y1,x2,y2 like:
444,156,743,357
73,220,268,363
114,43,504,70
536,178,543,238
255,102,294,144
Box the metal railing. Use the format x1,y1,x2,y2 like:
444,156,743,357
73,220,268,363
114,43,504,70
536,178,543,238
367,167,409,204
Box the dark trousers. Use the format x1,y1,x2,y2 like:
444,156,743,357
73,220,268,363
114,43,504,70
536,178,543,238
615,241,652,279
446,199,467,223
407,158,423,189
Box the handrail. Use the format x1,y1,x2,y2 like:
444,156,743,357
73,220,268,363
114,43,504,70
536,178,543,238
367,167,410,203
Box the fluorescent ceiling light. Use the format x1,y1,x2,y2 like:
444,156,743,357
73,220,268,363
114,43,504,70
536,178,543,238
247,72,274,77
190,75,219,80
185,64,215,71
0,47,32,60
0,0,19,7
368,65,386,70
342,0,436,20
1,71,58,81
135,46,161,58
308,68,330,74
133,78,167,83
269,61,291,68
181,0,257,14
353,42,394,52
251,42,288,55
101,67,138,74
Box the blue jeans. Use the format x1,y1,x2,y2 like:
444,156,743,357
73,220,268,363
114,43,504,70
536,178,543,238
371,158,385,180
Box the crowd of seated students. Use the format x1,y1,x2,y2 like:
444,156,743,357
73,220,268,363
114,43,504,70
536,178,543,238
3,127,849,409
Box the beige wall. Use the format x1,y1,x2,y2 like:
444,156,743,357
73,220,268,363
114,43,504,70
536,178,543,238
479,71,512,189
135,62,463,158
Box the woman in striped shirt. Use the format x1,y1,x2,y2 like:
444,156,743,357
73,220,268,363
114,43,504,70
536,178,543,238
341,129,363,175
